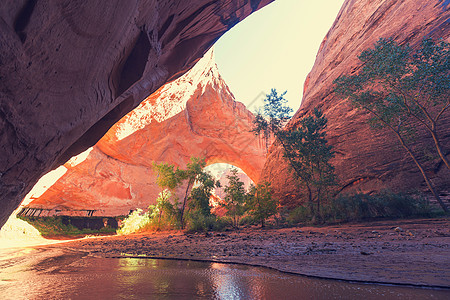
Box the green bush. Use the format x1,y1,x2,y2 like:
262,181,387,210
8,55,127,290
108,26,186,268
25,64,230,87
117,209,151,235
18,216,116,237
185,212,231,233
286,191,433,225
287,206,312,224
331,191,432,222
239,215,257,227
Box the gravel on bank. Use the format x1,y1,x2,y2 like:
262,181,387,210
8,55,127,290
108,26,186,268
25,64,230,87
44,218,450,288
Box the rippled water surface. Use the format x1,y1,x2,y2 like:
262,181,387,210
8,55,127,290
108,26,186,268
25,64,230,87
0,248,448,299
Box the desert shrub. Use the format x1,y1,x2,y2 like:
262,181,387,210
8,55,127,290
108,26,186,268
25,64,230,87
287,206,311,224
185,212,230,233
239,215,257,227
19,216,116,237
117,209,150,235
331,191,432,222
146,189,180,230
286,191,433,225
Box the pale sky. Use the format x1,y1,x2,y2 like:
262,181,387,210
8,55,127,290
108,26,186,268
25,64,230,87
215,0,346,113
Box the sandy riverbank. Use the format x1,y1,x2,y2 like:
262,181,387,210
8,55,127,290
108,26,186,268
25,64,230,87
39,218,450,287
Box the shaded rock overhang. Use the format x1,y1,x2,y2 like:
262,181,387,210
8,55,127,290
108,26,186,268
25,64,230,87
0,0,273,228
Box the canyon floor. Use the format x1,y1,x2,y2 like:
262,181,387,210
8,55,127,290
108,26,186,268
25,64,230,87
38,218,449,288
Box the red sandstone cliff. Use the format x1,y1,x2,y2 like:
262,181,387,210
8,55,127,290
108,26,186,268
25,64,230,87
0,0,273,227
261,0,450,205
24,50,267,216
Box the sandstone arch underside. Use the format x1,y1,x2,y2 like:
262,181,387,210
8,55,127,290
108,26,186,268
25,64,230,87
23,51,267,217
0,0,273,227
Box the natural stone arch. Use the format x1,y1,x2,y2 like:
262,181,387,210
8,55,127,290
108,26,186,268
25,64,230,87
24,52,267,216
0,0,273,228
204,157,260,185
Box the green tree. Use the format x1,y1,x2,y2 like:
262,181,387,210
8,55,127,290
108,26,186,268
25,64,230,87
153,157,207,228
334,37,449,212
253,89,293,152
222,168,246,228
152,162,183,190
253,90,337,221
188,172,219,217
178,157,207,228
278,109,337,221
246,182,277,228
148,189,178,230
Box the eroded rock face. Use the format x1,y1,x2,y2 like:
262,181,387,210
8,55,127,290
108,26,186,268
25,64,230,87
0,0,272,227
261,0,450,205
24,50,267,216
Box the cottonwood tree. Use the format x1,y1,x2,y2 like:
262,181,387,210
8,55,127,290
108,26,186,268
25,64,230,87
278,109,337,221
188,172,220,217
253,90,337,221
246,182,277,228
222,168,246,228
148,189,177,229
334,37,449,212
153,157,207,228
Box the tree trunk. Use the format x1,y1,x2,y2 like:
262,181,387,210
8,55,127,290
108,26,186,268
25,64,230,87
180,179,194,229
430,129,450,170
395,132,448,212
306,184,314,216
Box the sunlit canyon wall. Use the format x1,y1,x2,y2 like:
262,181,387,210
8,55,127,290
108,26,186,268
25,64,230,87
0,0,273,227
262,0,450,205
22,50,267,217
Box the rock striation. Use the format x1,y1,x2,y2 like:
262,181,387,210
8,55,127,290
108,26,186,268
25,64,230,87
0,0,273,227
24,50,267,217
261,0,450,205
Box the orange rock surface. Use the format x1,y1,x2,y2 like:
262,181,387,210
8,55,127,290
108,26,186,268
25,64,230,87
0,0,273,227
26,51,267,216
261,0,450,205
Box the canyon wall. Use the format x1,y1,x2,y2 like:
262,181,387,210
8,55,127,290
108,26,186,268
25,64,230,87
0,0,272,227
262,0,450,205
23,50,266,217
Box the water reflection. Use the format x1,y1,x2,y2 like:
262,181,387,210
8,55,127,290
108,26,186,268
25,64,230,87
0,253,448,299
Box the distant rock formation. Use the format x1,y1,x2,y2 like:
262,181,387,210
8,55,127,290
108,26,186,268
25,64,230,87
261,0,450,205
24,50,267,217
0,0,273,227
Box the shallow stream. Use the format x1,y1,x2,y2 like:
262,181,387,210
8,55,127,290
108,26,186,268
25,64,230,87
0,247,448,299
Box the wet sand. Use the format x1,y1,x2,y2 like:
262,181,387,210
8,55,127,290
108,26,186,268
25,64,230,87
39,218,450,287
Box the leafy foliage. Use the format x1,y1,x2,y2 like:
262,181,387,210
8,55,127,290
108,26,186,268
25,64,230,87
246,182,277,227
19,216,116,237
287,191,433,224
222,168,247,228
147,189,179,230
153,157,208,228
188,172,219,217
117,209,150,235
252,89,292,152
278,108,337,221
334,37,449,212
152,162,183,190
253,89,337,222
